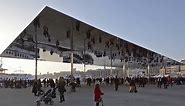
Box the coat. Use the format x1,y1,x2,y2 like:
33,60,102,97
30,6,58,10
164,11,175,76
94,87,104,102
57,81,66,93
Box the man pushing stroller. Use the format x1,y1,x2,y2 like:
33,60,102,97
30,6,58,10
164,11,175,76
34,77,67,106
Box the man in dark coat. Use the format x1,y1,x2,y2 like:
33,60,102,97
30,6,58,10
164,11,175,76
32,80,38,96
49,78,55,88
114,76,120,91
57,77,66,102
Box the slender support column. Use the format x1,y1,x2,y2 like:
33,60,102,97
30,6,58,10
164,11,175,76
147,54,150,83
34,27,38,80
126,61,129,77
164,61,166,75
110,49,113,77
103,58,107,77
70,24,74,76
83,39,86,72
147,64,150,78
123,60,126,77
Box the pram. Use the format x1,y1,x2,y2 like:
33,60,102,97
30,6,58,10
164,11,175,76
36,87,56,106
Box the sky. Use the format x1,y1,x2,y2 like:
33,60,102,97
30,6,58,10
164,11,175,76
0,0,185,74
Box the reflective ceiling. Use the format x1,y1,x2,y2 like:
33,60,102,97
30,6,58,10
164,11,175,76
0,6,180,68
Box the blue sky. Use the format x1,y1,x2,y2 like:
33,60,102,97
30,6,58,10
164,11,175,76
0,0,185,74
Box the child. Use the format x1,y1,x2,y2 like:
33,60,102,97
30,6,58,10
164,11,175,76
94,83,104,106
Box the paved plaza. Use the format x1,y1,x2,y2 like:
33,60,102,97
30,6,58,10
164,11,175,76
0,84,185,106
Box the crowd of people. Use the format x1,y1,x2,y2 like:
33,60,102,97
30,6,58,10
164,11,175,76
29,75,185,105
0,78,33,88
1,75,185,106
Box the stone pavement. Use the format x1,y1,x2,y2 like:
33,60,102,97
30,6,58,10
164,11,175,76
0,84,185,106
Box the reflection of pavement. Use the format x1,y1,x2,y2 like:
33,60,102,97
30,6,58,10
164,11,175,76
0,85,185,106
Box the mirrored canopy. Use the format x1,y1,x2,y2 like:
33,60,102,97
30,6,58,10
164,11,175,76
0,6,180,68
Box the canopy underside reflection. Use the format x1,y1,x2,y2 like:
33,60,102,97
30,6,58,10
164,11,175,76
0,6,180,74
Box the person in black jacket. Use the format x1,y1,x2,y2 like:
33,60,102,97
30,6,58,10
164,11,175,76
162,77,168,89
32,80,38,96
32,79,43,96
49,78,55,88
57,77,66,102
114,76,119,91
37,79,43,96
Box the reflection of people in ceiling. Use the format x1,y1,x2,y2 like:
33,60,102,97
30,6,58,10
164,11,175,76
33,16,40,28
62,53,93,64
27,34,34,42
43,26,51,42
83,54,93,64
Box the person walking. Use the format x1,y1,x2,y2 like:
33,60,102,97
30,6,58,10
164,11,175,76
114,76,119,91
129,79,137,93
49,78,55,89
32,80,38,96
157,77,162,88
94,83,104,106
57,77,66,103
162,76,168,89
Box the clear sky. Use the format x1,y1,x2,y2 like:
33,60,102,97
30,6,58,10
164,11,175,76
0,0,185,74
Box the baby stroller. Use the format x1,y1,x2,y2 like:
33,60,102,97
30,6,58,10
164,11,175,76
36,87,56,106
